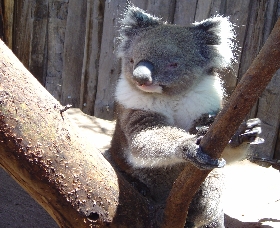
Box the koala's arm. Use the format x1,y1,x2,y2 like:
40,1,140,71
118,108,225,169
193,117,263,164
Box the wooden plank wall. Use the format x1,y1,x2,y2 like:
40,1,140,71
1,0,280,160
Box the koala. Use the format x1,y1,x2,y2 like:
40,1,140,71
109,5,262,228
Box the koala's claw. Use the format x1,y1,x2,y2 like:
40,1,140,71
186,146,226,170
239,127,262,144
246,118,261,128
249,136,265,145
229,118,264,147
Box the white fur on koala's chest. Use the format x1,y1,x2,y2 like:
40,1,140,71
115,74,224,131
173,76,224,130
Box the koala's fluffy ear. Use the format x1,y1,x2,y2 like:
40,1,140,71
192,16,236,68
120,6,162,38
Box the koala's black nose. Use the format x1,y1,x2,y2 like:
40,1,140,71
133,61,154,86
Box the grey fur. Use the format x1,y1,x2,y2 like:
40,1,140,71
109,5,260,227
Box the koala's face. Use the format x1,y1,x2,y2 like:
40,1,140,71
123,26,204,95
119,6,235,95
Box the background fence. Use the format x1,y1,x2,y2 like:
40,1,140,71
1,0,280,161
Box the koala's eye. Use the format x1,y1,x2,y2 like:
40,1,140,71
130,59,134,64
167,62,178,69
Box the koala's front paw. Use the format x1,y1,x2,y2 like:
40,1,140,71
183,146,226,170
229,118,264,147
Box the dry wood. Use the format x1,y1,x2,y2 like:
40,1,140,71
44,1,68,101
12,0,33,69
0,39,150,227
93,0,126,120
244,0,280,160
162,17,280,228
80,0,105,116
146,0,176,23
2,0,14,49
0,5,2,40
61,1,87,107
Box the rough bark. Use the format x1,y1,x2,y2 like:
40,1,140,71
0,39,150,228
162,17,280,228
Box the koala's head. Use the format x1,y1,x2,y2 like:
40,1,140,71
118,6,235,95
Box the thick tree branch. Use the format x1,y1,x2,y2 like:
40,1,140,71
162,17,280,228
0,40,150,227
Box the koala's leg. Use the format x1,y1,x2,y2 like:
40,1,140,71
186,169,225,228
185,209,225,228
118,108,225,169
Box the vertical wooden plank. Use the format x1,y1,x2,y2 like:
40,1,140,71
173,0,198,25
262,0,279,39
208,0,223,16
251,70,280,159
12,0,33,69
221,0,252,93
3,0,14,49
13,0,50,85
237,0,268,80
130,0,148,10
275,128,280,160
61,0,87,107
80,0,105,115
94,0,127,120
0,2,3,40
45,0,68,100
194,0,213,21
29,0,48,84
146,0,176,22
249,0,280,160
13,0,69,100
242,1,273,115
274,0,280,161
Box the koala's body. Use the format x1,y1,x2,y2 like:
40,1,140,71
109,6,259,228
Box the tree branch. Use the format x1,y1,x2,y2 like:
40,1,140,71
162,17,280,228
0,40,150,227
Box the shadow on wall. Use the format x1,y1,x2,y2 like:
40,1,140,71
0,168,58,228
